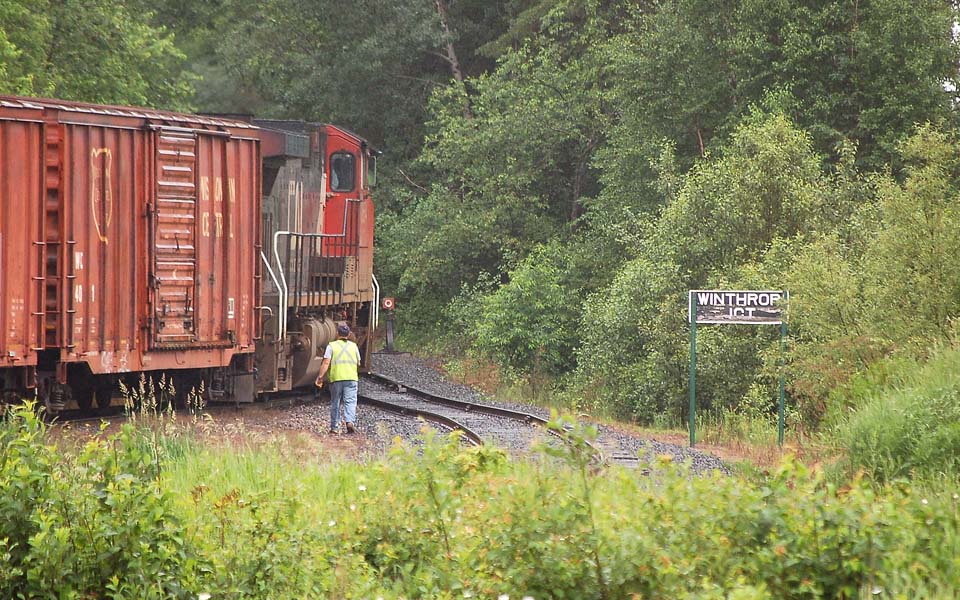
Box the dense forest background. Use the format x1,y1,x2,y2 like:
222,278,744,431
3,0,960,442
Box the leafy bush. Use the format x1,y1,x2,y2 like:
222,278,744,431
472,242,580,377
0,403,53,592
778,125,960,429
161,423,960,598
4,408,960,598
574,113,830,423
837,345,960,481
0,404,197,598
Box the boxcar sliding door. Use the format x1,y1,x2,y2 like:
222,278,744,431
151,127,199,347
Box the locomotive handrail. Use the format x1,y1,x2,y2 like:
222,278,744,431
260,250,282,291
272,207,361,343
372,274,380,331
272,231,290,345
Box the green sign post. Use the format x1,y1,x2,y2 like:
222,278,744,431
688,290,789,447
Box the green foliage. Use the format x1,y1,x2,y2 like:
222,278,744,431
0,404,197,598
778,124,960,426
860,126,960,342
377,1,616,340
0,403,52,591
205,0,532,160
472,242,580,376
571,113,960,449
603,0,957,173
0,0,194,109
188,484,334,597
5,414,960,597
836,345,960,482
172,429,960,598
576,113,829,422
0,1,46,95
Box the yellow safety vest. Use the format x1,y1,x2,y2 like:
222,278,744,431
327,339,360,382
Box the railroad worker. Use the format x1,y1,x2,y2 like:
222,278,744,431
315,322,361,434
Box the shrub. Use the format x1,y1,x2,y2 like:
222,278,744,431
837,345,960,481
0,404,198,598
166,423,960,598
5,404,959,598
472,242,580,377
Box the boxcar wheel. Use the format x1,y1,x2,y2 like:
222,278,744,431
95,385,114,409
74,386,93,411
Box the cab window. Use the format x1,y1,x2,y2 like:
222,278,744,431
366,154,377,188
329,152,356,192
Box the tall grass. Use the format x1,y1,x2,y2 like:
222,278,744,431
4,402,960,598
835,345,960,481
159,425,960,598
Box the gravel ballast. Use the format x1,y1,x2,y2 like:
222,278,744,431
368,352,730,476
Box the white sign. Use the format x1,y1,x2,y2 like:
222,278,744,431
689,290,788,324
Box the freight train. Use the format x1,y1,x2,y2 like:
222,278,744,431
0,96,379,411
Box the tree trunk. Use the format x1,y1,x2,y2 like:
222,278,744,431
434,0,473,119
570,134,600,221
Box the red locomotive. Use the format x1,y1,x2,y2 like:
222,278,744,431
254,119,379,395
0,96,378,410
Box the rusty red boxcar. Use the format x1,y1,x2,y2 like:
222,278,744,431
0,96,261,410
0,112,44,389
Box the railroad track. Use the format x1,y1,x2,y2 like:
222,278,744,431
46,406,127,425
44,374,644,469
361,373,640,468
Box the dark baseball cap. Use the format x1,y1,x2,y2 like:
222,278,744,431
337,323,351,336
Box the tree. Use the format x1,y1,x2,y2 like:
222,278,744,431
603,0,958,178
0,0,194,109
576,114,834,421
377,1,620,337
208,0,540,161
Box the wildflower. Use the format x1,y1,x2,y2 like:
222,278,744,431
328,520,336,527
359,485,367,492
350,504,356,511
499,595,510,600
921,498,928,505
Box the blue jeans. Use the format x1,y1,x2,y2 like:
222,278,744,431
329,379,358,430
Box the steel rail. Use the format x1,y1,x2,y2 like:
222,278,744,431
358,393,484,446
364,372,609,464
46,406,127,424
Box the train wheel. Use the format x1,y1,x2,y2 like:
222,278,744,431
95,385,114,409
74,386,93,411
